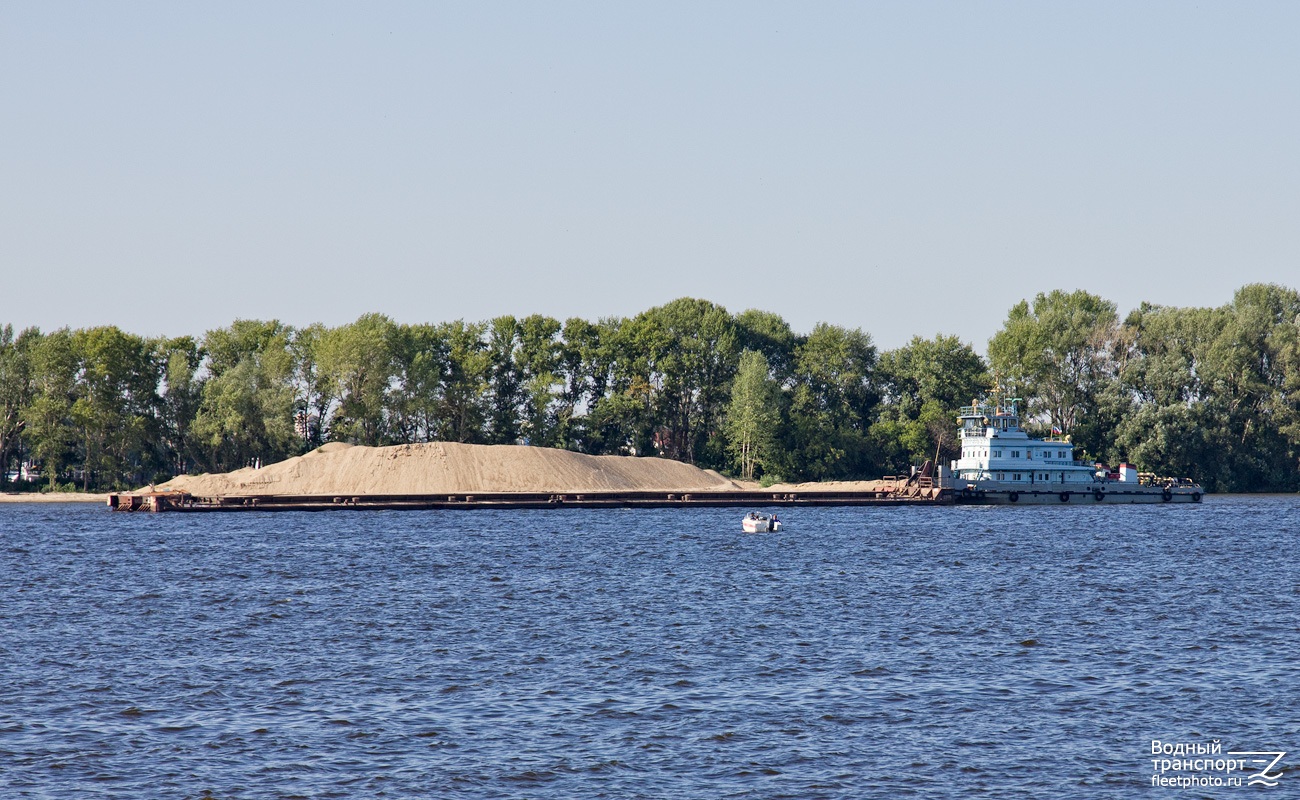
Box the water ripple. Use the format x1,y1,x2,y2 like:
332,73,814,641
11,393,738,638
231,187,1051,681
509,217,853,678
1,497,1297,797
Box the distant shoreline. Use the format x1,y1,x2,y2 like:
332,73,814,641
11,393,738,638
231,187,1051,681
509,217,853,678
0,493,110,503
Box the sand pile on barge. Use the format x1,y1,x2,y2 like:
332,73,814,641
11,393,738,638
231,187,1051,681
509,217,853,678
156,442,742,497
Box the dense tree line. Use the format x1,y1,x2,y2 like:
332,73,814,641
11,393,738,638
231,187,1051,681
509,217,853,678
2,286,1298,493
989,284,1300,493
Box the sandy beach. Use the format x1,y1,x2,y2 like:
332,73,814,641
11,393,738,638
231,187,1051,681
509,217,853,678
0,492,110,503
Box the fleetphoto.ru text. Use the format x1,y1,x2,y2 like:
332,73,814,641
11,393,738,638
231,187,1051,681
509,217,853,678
1150,740,1286,789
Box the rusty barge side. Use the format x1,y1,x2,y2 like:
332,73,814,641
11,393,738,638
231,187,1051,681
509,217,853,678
108,485,952,513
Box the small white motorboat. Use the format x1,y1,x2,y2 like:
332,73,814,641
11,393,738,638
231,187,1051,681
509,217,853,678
742,512,782,533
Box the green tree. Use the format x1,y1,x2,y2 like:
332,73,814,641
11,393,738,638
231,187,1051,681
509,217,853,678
22,329,79,489
155,336,204,478
484,316,524,444
786,323,877,480
574,316,653,455
290,323,333,450
725,350,781,481
630,298,739,465
517,314,564,447
388,323,449,444
553,316,603,450
434,320,490,443
193,320,299,471
477,313,566,447
317,313,397,445
1194,285,1299,489
872,334,989,472
0,325,39,488
734,309,800,386
988,290,1119,458
1110,303,1221,478
1110,284,1300,490
70,326,161,490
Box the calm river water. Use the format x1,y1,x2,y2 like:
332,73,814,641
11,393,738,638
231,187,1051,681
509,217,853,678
2,497,1297,798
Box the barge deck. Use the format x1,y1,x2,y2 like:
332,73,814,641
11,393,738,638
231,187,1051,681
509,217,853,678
108,486,952,512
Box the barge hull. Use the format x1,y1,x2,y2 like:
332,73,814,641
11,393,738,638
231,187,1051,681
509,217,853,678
108,488,951,512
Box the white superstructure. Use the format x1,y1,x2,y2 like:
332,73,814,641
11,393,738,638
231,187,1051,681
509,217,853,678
953,399,1106,486
949,399,1201,504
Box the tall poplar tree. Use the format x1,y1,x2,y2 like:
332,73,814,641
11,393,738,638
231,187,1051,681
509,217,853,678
0,325,38,487
726,350,780,481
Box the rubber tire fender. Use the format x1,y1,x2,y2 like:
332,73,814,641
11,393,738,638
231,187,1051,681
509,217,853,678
1008,491,1019,503
1093,489,1104,501
1059,492,1070,503
1191,491,1201,502
1162,488,1173,502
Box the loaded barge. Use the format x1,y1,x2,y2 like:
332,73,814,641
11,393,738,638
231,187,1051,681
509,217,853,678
108,481,950,513
107,402,1203,513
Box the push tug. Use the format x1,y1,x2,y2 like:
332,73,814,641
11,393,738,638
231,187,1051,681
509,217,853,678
950,399,1202,505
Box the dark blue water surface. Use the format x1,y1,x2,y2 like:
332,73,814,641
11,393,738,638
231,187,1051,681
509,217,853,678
2,497,1298,798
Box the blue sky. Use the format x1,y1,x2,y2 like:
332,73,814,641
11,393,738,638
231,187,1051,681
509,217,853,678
2,2,1297,350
